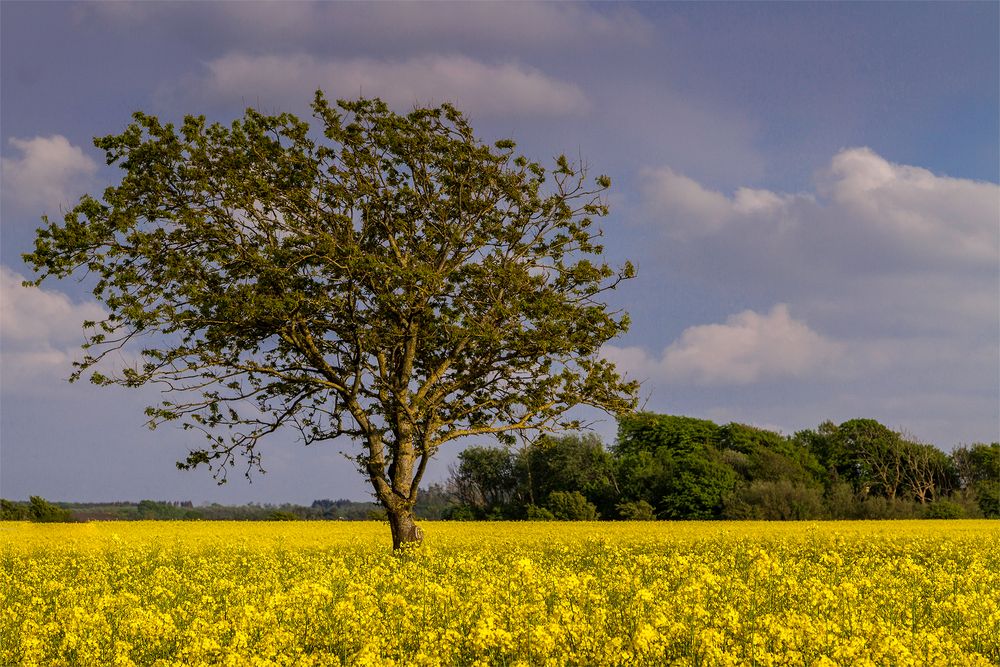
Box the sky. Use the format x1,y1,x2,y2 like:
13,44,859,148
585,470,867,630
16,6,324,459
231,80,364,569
1,1,997,505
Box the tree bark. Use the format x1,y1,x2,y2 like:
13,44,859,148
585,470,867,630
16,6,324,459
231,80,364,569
387,506,423,550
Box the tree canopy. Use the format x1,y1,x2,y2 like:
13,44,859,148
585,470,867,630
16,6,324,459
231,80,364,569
23,92,638,547
441,415,996,521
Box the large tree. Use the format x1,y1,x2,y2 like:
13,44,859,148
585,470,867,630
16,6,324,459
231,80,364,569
23,93,638,548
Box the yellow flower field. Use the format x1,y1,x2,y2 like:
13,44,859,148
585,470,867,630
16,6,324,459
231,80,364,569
1,520,998,666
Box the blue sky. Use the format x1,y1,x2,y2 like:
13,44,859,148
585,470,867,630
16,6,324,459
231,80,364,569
1,1,997,504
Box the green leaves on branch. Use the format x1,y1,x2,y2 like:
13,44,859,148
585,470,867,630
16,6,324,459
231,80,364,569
22,92,638,516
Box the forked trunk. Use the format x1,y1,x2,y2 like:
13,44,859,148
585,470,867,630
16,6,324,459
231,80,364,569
387,507,423,550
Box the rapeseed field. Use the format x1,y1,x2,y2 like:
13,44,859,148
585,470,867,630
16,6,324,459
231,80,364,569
1,521,997,666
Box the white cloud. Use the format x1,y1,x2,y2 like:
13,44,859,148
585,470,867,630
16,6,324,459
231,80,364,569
639,147,999,343
1,136,98,215
604,304,848,386
822,148,999,266
638,167,734,235
0,266,106,390
643,147,999,269
165,53,589,117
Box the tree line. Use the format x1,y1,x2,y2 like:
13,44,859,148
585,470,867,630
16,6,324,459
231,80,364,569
0,498,383,522
442,413,999,521
4,413,995,523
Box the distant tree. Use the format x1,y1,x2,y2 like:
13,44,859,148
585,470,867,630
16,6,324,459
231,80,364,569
924,500,966,519
952,443,1000,518
136,499,193,520
794,420,844,483
613,447,657,497
413,483,458,520
615,414,735,519
310,498,382,520
516,433,618,515
525,504,555,521
656,451,738,519
833,419,907,497
545,490,599,520
615,499,655,520
950,442,1000,516
27,496,73,523
723,480,824,520
448,446,518,517
0,499,30,521
951,442,1000,486
23,93,638,548
719,423,824,486
899,439,954,504
616,413,720,457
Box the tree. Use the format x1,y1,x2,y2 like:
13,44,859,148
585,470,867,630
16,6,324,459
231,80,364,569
899,438,954,504
23,93,638,549
27,496,73,523
951,443,1000,517
515,433,619,516
615,413,720,457
718,423,824,486
0,499,30,521
615,499,655,520
816,418,913,498
448,446,518,517
545,490,599,520
793,420,843,484
614,414,734,519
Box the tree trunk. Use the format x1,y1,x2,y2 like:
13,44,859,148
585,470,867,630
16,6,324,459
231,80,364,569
387,506,423,550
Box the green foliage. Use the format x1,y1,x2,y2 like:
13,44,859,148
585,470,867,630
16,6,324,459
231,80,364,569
724,480,825,520
975,481,1000,519
412,483,458,520
450,446,518,516
720,423,824,486
970,443,999,479
22,92,637,546
442,505,477,521
545,491,598,520
657,451,737,519
516,434,617,514
614,413,735,519
924,500,966,519
525,505,555,521
0,499,30,521
616,499,655,520
615,413,720,457
28,496,74,523
136,499,194,520
835,418,905,493
951,443,1000,518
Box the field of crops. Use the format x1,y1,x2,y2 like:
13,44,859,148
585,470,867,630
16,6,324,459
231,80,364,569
2,520,998,666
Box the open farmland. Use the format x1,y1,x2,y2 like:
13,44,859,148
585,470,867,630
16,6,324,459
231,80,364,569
2,521,998,666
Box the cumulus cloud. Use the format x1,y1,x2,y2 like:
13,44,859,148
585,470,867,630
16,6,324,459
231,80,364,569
639,148,999,342
1,135,98,215
643,147,999,269
604,304,850,386
165,53,589,118
0,266,106,390
639,167,809,237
